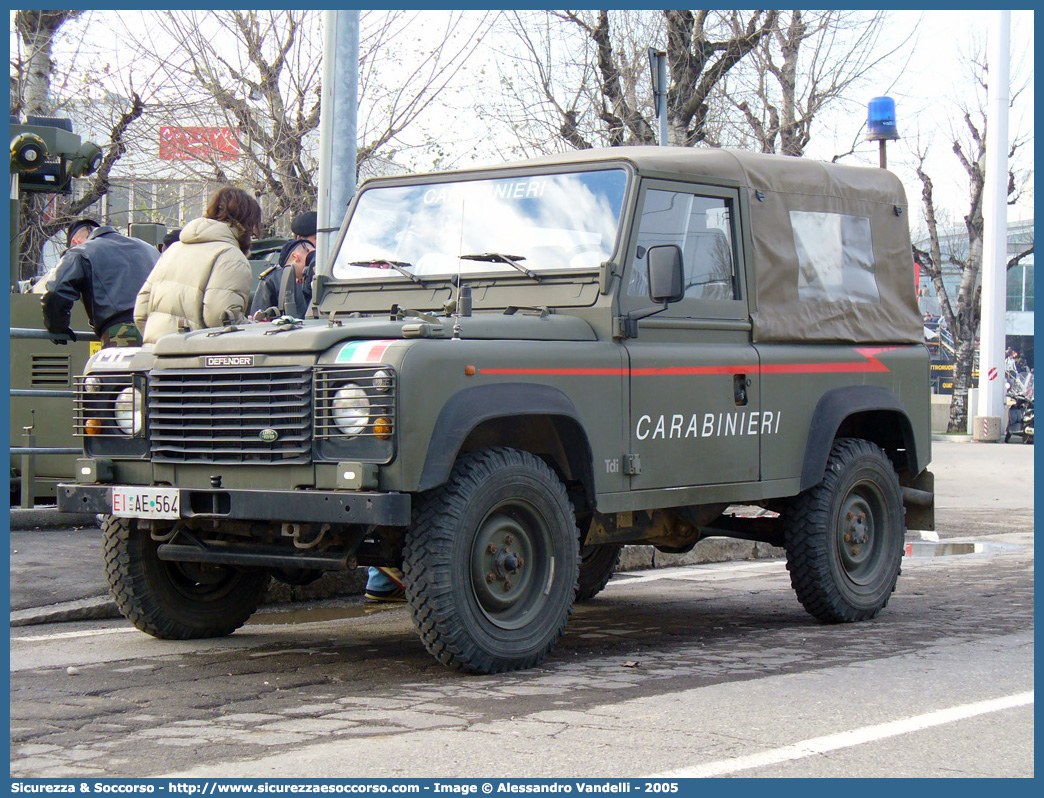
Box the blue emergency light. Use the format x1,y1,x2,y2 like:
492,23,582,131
867,96,899,141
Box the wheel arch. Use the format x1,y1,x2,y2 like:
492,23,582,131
417,383,596,509
800,386,919,491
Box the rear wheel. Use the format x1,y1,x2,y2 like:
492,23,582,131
575,543,623,602
102,516,269,639
784,439,905,623
404,448,579,674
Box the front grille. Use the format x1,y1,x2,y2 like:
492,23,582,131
149,367,311,463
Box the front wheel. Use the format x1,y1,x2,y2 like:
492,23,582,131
783,439,905,623
403,448,579,674
102,516,270,639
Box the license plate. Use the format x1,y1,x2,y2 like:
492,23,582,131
111,487,181,520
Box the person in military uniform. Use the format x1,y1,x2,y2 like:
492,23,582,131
41,218,160,348
250,238,316,319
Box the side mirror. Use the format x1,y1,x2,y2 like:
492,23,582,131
647,244,684,304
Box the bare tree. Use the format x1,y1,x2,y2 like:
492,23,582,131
486,10,776,155
720,11,913,157
11,10,148,280
912,55,1033,433
122,11,493,232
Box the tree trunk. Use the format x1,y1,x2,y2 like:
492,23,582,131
948,339,977,433
23,35,54,114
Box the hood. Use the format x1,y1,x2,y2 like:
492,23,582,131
150,312,597,356
179,217,240,248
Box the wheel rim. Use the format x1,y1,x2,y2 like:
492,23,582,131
836,482,888,586
470,501,554,630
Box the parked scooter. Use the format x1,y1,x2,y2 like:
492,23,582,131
1005,392,1034,443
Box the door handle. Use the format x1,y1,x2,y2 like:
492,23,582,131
733,374,749,406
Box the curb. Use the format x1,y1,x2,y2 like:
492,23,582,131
10,596,119,627
9,507,95,530
9,540,785,629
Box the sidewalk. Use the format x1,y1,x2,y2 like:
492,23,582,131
8,508,782,629
8,438,1028,629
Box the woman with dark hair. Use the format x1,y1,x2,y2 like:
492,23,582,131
134,187,263,343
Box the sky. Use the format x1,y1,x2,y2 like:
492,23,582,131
10,9,1036,233
865,10,1035,229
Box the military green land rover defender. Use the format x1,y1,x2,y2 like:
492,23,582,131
59,147,934,674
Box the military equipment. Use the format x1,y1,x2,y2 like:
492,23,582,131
59,147,935,674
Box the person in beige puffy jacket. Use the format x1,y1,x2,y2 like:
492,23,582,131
134,187,263,344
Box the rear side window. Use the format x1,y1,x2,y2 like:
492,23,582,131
790,211,879,304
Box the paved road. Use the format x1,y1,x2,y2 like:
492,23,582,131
9,440,1035,778
11,529,1033,778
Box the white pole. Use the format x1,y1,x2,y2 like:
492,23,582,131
316,10,360,270
975,9,1010,440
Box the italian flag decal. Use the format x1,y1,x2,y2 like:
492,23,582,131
335,339,400,364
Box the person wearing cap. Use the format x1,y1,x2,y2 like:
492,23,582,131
41,218,160,347
159,228,182,253
292,210,317,243
275,210,318,268
249,238,316,319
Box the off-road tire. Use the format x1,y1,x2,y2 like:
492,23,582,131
784,438,905,623
575,543,623,602
403,447,579,674
102,515,269,639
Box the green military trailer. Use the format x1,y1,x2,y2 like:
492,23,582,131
10,235,286,504
9,293,96,502
59,147,934,674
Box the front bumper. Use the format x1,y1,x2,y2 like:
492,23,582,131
57,484,412,527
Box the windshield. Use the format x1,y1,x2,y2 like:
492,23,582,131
331,168,628,281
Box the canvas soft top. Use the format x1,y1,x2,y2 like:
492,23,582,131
463,146,922,345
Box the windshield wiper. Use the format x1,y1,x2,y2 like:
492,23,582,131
459,252,541,281
349,259,425,286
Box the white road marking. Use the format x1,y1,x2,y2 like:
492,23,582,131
610,560,785,585
650,690,1034,778
11,627,140,643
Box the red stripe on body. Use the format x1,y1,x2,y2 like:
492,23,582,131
478,349,894,377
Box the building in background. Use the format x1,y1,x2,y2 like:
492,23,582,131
36,96,404,272
915,219,1034,393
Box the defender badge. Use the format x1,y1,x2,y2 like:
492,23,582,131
259,429,279,443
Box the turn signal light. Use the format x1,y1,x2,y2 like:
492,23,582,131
373,417,393,439
85,418,102,436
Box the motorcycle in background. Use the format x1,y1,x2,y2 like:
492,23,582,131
1005,369,1034,444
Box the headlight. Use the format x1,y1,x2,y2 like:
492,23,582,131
332,384,369,436
84,376,102,393
113,386,143,436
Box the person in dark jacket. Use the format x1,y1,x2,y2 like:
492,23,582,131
249,238,316,319
274,210,318,270
41,219,160,347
